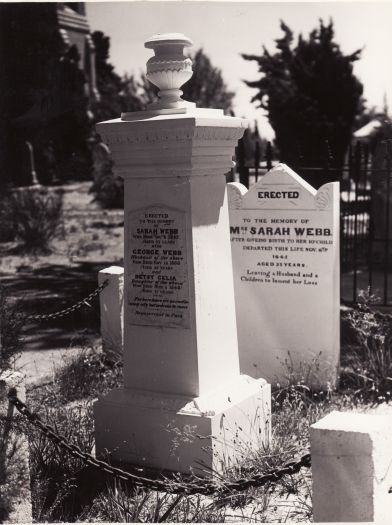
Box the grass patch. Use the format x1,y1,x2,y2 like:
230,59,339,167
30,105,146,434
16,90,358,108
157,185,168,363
30,347,123,407
25,349,369,523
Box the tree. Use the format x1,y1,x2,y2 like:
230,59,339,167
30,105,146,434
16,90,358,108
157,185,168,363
0,3,93,185
89,31,147,208
91,31,144,122
141,48,235,113
242,20,363,187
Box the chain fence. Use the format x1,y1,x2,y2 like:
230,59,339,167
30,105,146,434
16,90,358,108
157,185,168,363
26,279,108,322
12,276,312,496
8,389,311,497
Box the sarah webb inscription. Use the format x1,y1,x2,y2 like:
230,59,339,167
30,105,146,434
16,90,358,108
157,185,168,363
228,163,340,388
128,206,190,328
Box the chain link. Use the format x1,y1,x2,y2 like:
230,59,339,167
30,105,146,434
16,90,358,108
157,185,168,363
8,390,311,496
26,279,109,322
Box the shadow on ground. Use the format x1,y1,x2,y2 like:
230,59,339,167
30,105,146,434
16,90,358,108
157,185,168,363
2,260,122,351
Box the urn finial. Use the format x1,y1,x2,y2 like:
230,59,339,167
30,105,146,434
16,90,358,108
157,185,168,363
144,33,195,110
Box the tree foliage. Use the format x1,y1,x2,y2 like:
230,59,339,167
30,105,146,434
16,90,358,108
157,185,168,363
141,48,235,113
0,3,92,185
242,20,363,186
91,31,144,122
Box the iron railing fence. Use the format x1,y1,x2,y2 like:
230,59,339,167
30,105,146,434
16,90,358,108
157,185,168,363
234,139,392,306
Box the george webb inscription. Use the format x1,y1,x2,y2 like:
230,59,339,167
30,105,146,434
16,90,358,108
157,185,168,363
128,206,190,328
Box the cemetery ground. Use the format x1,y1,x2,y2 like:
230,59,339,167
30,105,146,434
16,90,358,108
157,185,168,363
2,182,392,522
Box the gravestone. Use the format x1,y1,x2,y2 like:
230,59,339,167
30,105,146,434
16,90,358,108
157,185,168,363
92,141,111,182
228,163,340,388
94,33,271,476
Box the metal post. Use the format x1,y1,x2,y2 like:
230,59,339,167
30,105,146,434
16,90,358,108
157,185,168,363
352,142,361,303
266,141,272,171
383,140,391,305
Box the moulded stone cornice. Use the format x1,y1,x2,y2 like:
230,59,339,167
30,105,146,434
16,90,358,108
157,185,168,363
107,139,238,174
112,157,236,179
98,124,246,148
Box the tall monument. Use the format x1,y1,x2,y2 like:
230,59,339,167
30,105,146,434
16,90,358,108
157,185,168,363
94,33,271,475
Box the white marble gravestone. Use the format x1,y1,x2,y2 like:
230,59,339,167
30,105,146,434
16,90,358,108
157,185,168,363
228,164,340,388
94,33,271,476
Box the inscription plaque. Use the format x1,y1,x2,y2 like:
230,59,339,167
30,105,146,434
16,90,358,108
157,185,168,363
128,206,190,328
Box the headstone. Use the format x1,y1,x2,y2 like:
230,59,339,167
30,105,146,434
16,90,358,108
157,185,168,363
311,411,392,522
228,163,340,388
94,33,271,476
92,141,111,183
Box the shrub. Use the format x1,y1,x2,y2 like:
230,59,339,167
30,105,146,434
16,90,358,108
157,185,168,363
90,164,124,209
0,193,16,242
0,286,25,369
2,187,63,253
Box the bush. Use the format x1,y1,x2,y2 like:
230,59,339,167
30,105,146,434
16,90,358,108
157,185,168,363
90,169,124,209
0,286,25,369
2,187,63,253
0,205,15,243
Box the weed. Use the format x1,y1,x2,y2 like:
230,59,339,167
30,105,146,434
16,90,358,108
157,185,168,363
341,290,392,401
83,483,227,523
29,406,93,521
32,346,123,406
0,426,30,522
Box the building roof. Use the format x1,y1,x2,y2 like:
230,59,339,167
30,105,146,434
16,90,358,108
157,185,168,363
57,4,90,33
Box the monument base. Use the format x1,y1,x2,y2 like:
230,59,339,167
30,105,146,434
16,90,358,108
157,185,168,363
94,375,271,476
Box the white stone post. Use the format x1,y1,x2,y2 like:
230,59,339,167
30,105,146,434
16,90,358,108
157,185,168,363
0,371,32,523
98,266,124,359
311,411,392,522
94,33,271,476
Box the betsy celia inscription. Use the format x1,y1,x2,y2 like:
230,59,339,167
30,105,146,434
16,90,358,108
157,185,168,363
128,206,190,328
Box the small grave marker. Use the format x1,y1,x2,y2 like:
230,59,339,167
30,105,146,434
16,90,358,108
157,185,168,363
228,163,340,388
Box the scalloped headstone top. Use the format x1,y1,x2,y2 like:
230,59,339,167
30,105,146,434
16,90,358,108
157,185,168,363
144,33,195,110
228,163,334,211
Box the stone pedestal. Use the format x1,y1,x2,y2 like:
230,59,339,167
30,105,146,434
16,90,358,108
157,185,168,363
311,411,392,522
98,266,124,359
94,33,271,475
